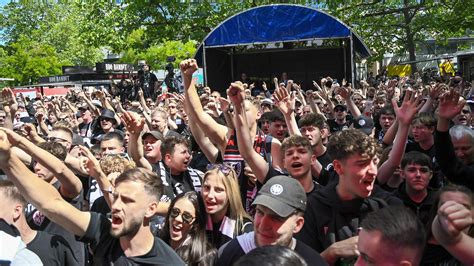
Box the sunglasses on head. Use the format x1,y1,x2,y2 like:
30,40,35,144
206,163,232,175
170,207,195,224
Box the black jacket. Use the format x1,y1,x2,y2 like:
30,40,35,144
296,182,401,252
392,183,438,226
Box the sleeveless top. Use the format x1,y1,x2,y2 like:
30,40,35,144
223,129,272,214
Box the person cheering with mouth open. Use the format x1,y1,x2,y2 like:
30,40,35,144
0,128,184,265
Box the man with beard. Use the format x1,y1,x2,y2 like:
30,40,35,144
0,130,184,265
0,128,84,265
217,176,327,266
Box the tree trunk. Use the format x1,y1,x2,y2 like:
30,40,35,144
403,0,417,74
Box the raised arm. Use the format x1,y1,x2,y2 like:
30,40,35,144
137,89,152,115
432,201,474,265
337,85,361,118
274,86,300,136
2,128,82,199
434,90,474,188
122,111,152,170
79,146,114,208
0,130,90,237
177,93,219,163
180,59,228,152
377,90,423,185
229,82,269,183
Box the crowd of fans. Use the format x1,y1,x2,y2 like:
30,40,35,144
0,58,473,266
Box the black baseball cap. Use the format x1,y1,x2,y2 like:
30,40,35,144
252,175,306,217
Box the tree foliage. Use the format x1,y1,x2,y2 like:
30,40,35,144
323,0,474,69
0,1,472,85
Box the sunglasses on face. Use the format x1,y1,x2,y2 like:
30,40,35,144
102,152,131,161
461,109,470,114
170,207,195,224
334,108,345,112
46,136,70,143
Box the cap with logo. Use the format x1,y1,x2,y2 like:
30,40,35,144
252,175,306,217
353,115,374,135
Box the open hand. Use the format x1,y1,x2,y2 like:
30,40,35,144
121,111,145,135
391,89,423,126
273,86,295,116
438,90,465,120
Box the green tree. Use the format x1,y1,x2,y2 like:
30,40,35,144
120,40,197,69
325,0,474,71
0,38,64,85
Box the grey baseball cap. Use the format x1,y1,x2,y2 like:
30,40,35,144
252,175,307,217
142,131,164,141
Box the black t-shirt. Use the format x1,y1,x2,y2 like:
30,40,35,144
26,181,85,266
317,150,332,170
217,233,328,266
327,116,353,133
27,231,78,265
90,196,111,216
78,212,184,265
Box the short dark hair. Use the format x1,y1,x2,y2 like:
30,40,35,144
160,136,190,157
401,151,432,169
115,168,163,201
234,245,307,266
38,141,68,161
378,105,395,116
281,135,313,156
298,113,325,130
268,110,285,123
327,129,380,161
361,205,426,264
101,131,124,144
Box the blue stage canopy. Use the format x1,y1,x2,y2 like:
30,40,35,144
196,4,371,58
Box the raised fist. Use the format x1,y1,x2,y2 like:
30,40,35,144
179,59,198,78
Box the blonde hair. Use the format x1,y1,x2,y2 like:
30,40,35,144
203,167,252,235
100,155,136,176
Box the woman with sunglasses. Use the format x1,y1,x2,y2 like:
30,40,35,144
202,164,253,248
161,191,217,265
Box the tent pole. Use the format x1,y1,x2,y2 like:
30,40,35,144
203,45,208,86
231,48,234,81
350,35,355,86
343,39,347,81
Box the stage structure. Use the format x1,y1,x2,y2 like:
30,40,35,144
195,4,371,92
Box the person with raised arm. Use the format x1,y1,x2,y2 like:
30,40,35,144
0,129,184,265
180,59,282,213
